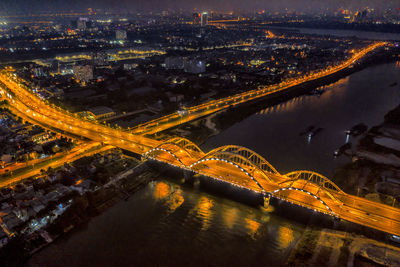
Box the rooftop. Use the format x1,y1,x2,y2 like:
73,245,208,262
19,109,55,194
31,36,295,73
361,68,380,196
88,106,115,116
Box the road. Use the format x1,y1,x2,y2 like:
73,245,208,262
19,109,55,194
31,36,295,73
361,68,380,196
150,150,400,236
0,142,89,176
130,42,386,135
0,142,114,188
1,42,400,237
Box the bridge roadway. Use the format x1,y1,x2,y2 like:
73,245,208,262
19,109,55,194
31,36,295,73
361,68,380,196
144,146,400,237
1,43,400,236
130,42,386,135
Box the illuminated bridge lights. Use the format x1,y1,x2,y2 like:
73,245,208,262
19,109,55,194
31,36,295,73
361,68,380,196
163,137,203,155
271,187,335,216
140,140,350,218
146,154,336,217
144,153,264,192
129,42,386,136
4,42,400,235
144,144,340,214
282,170,345,205
144,141,342,218
193,169,262,193
190,157,266,193
143,147,187,168
272,192,336,217
144,144,338,217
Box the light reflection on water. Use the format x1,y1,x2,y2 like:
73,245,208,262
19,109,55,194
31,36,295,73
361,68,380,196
154,181,185,215
165,188,184,213
277,226,295,250
222,207,238,229
27,179,304,266
147,179,304,265
256,77,350,116
195,196,214,231
154,181,170,200
27,63,400,267
244,218,261,239
203,63,400,176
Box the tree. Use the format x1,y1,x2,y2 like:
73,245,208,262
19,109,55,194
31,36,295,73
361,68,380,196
0,236,27,267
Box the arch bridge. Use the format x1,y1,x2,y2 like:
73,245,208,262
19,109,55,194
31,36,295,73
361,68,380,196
143,137,205,167
4,46,400,235
144,138,344,216
271,171,347,215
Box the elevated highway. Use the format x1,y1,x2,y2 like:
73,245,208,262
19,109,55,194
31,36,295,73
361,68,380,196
130,42,386,135
1,42,400,236
144,141,400,236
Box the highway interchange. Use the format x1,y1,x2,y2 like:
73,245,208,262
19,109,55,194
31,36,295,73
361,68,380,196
1,42,400,236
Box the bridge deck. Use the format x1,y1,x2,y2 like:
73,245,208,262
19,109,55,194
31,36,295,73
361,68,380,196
1,42,400,237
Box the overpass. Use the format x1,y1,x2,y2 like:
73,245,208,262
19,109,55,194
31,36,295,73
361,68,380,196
143,140,400,237
129,42,386,135
1,42,400,236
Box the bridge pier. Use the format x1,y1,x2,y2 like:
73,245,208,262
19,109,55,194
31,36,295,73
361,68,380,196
332,216,341,230
183,169,194,182
144,158,195,183
263,193,271,208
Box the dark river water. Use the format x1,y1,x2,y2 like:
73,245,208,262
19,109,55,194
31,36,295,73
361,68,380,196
27,180,303,267
203,62,400,177
269,26,400,41
27,62,400,266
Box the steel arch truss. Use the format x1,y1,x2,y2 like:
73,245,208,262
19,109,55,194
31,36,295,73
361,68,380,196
271,187,335,215
189,157,266,192
143,147,186,167
156,142,196,159
284,171,344,195
164,137,204,155
192,151,276,184
205,145,279,175
143,137,205,167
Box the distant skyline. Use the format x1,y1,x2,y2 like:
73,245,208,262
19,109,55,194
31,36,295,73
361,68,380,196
1,0,400,15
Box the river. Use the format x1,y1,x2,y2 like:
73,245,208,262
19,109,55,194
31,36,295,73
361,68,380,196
27,179,304,266
203,62,400,177
268,26,400,41
27,62,400,266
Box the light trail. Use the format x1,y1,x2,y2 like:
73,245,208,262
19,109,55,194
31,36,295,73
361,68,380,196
1,42,399,237
130,42,386,135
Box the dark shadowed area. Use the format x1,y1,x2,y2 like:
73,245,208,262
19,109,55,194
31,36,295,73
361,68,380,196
1,0,400,14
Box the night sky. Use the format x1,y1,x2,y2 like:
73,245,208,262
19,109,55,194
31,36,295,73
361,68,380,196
1,0,400,14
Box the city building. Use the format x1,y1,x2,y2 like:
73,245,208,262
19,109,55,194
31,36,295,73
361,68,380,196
77,18,88,31
201,12,208,26
166,92,184,102
72,65,93,83
193,13,201,25
115,30,127,40
33,68,46,78
92,51,108,66
87,106,116,120
184,59,206,74
123,63,138,70
164,57,186,70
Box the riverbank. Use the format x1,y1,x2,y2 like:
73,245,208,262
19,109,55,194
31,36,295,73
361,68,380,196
285,227,400,267
268,24,400,38
332,102,400,205
161,45,400,146
334,106,400,208
24,166,156,265
0,151,157,266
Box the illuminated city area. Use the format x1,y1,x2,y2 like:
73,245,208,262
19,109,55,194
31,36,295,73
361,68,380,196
1,1,400,266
